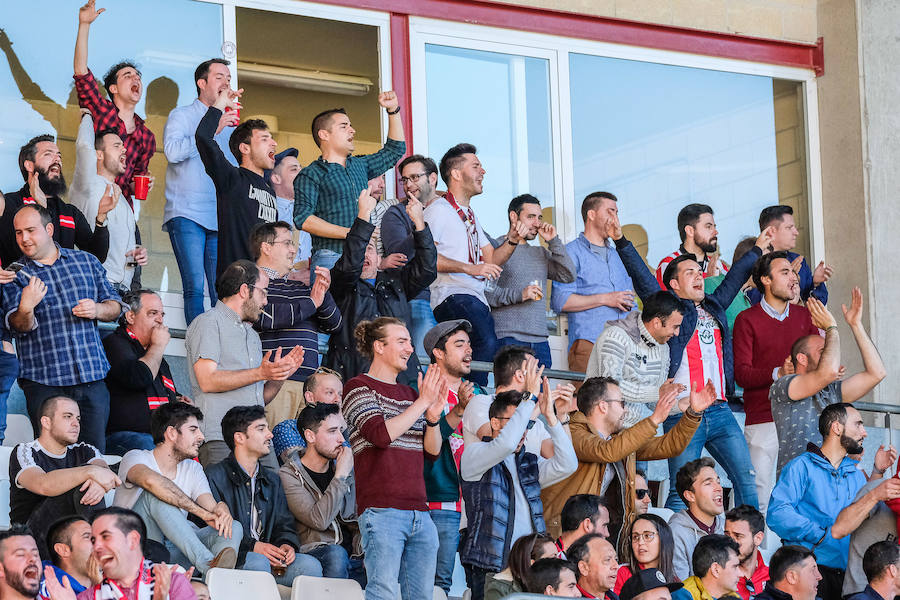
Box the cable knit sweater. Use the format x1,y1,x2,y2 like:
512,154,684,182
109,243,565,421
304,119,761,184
585,311,671,426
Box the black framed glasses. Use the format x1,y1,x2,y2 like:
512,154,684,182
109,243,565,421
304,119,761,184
400,172,428,184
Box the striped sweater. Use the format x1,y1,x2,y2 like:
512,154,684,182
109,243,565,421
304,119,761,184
342,374,436,513
585,311,671,426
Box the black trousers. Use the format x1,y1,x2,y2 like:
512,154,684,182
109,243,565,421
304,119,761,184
818,565,845,600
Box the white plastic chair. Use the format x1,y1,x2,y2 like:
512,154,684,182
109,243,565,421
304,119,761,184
290,575,364,600
207,568,281,600
0,446,12,530
3,415,33,447
433,586,448,600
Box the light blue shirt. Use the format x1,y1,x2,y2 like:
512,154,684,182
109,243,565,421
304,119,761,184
162,98,236,231
551,233,635,349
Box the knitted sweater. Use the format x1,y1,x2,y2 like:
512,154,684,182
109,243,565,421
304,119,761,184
486,235,576,343
342,374,437,513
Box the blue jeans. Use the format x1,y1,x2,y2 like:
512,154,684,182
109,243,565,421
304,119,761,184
242,549,323,584
662,402,759,511
20,379,109,452
409,298,438,361
310,249,342,284
0,350,19,443
496,337,552,368
430,509,460,594
359,508,438,600
305,544,365,587
134,492,243,574
433,294,498,387
106,431,155,456
167,216,218,325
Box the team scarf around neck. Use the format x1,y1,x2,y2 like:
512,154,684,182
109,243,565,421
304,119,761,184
444,192,481,265
90,559,157,600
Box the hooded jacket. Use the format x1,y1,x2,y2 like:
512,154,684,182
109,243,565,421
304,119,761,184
767,443,866,570
669,510,725,581
683,576,739,600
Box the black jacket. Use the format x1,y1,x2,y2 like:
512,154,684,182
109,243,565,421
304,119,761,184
324,217,437,386
0,184,109,267
753,583,796,600
205,453,301,563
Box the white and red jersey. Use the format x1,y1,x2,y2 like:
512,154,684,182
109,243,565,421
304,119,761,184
427,388,465,513
655,247,730,289
673,307,725,400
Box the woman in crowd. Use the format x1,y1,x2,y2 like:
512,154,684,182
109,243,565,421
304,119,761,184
484,533,557,600
615,514,689,598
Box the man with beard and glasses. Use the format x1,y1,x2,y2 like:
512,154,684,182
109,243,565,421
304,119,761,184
770,288,886,475
732,252,820,517
655,204,729,290
185,260,304,467
485,194,576,368
768,402,869,600
112,402,240,576
0,526,43,600
724,505,770,600
0,135,110,268
163,58,238,325
280,402,363,583
69,112,141,294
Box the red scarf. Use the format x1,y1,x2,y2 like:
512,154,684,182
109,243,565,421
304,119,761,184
445,192,480,265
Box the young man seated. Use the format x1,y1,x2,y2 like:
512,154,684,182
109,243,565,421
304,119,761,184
555,494,609,559
669,457,725,580
10,396,120,557
682,534,742,600
526,557,581,597
205,405,323,583
42,517,96,597
112,402,240,575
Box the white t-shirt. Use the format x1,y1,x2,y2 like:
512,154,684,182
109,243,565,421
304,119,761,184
462,393,551,455
673,307,725,401
424,197,491,309
113,449,212,517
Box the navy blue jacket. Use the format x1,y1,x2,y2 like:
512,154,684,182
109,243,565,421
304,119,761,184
614,236,762,398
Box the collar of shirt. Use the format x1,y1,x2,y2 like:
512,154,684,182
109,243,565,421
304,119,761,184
259,264,285,281
686,508,716,535
23,244,68,269
637,318,658,347
578,232,612,255
214,301,246,327
760,297,790,321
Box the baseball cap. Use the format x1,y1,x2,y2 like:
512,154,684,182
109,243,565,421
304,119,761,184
618,569,684,600
264,147,299,186
423,319,472,360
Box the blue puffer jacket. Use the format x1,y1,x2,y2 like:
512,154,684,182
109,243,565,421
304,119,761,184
614,236,762,398
767,443,866,569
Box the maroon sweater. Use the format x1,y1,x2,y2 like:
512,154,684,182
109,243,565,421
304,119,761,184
341,374,437,513
733,303,820,424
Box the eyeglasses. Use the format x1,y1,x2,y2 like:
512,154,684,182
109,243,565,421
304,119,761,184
636,489,651,500
631,531,657,544
267,238,297,248
251,285,268,298
400,172,428,184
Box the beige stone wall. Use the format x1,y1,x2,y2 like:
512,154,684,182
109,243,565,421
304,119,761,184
490,0,818,44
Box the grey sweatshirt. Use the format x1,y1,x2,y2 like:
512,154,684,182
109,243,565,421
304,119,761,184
486,235,576,343
668,509,724,581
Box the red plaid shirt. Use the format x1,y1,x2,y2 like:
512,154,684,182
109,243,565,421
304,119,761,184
73,69,156,203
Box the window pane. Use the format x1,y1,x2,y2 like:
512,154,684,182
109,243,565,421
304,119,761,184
569,53,809,267
0,0,224,293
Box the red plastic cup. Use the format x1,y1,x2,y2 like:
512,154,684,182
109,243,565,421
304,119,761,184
226,104,241,120
133,175,150,201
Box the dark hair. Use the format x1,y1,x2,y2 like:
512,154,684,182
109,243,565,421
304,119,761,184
677,203,714,243
576,376,619,417
526,558,577,594
221,405,267,451
507,533,554,587
398,154,437,178
0,524,34,554
296,403,340,443
150,402,204,445
819,402,852,438
692,534,738,578
661,254,699,291
769,545,816,584
46,516,88,565
39,395,75,421
489,390,523,420
215,259,260,300
581,191,617,223
492,345,536,388
90,507,145,542
121,289,158,316
732,236,759,265
560,494,604,533
354,317,405,360
439,143,477,184
676,457,716,503
567,533,605,571
94,129,121,151
635,468,648,481
303,370,343,397
759,205,793,231
16,203,53,228
621,514,677,582
249,220,292,260
508,194,541,221
429,322,471,363
229,119,269,164
194,58,230,96
310,108,347,148
751,250,790,292
641,291,684,325
863,540,900,582
103,61,141,98
725,504,765,536
18,134,55,181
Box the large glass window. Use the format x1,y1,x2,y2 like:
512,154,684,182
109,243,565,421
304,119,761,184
0,0,223,294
